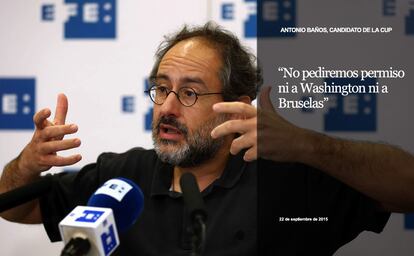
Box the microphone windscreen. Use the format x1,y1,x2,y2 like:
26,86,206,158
87,178,144,232
0,175,52,213
180,172,207,221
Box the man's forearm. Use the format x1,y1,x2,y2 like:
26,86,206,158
301,131,414,212
0,94,80,224
0,156,42,223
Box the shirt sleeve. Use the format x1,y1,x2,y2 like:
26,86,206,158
305,165,391,246
257,159,390,255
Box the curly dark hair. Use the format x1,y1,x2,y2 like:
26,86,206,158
150,22,262,101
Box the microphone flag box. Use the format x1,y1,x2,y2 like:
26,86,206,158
59,206,120,256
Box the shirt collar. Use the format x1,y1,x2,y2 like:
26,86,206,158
150,152,248,197
150,159,174,196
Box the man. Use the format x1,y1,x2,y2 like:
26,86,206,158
1,22,414,255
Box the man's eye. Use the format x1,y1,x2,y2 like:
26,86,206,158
182,89,196,97
156,86,169,93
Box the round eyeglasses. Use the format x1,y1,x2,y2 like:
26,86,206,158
145,85,223,107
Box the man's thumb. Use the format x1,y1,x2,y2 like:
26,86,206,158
259,87,276,113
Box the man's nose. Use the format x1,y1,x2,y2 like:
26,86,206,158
159,91,182,117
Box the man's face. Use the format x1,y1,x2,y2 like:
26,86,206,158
151,38,228,167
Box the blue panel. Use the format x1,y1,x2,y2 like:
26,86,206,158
300,95,314,113
406,9,414,35
144,78,153,131
405,213,414,230
258,0,296,38
64,0,116,39
382,0,396,16
244,0,257,38
324,78,377,132
0,78,35,130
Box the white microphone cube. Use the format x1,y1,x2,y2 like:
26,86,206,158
59,206,120,256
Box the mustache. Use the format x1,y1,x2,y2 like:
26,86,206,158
155,116,188,135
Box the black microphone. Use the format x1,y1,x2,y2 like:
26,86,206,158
0,175,53,213
180,172,207,256
180,173,207,222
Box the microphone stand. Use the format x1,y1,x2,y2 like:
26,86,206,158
60,237,91,256
179,172,207,256
190,214,206,256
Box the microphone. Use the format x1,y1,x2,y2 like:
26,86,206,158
59,178,144,256
87,177,144,232
180,173,207,223
180,173,207,256
0,175,52,213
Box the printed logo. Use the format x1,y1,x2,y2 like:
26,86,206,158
120,78,152,132
0,78,35,130
75,209,105,223
381,0,414,35
245,0,257,38
258,0,296,37
100,224,118,255
382,0,396,16
41,0,116,39
210,0,257,39
94,179,133,202
324,78,377,132
144,78,153,131
406,2,414,35
121,96,135,113
41,4,55,21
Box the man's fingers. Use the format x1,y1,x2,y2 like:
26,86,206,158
54,93,68,125
33,94,69,130
213,102,256,118
211,119,252,139
33,108,52,129
258,87,276,113
39,124,78,140
230,134,256,156
243,146,257,162
39,138,81,154
40,154,82,167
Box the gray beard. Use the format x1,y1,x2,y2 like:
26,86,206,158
152,114,228,168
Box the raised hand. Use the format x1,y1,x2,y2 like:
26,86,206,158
257,87,310,162
17,94,82,176
211,100,257,162
211,87,309,162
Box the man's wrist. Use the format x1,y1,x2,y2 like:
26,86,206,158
15,151,32,175
297,129,336,167
13,153,40,185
